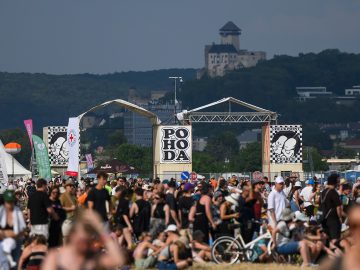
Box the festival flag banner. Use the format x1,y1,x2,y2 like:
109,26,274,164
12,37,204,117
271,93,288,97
32,135,52,180
85,153,94,172
66,117,80,177
0,140,9,184
24,119,33,148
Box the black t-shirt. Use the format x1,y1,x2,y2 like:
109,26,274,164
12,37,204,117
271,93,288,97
238,196,255,223
321,188,341,219
116,198,130,226
166,193,177,211
27,191,52,225
178,196,194,228
87,188,111,221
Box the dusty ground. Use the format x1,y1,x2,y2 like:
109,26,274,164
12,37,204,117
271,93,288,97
193,263,307,270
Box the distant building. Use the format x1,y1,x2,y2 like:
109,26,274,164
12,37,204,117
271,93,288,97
198,21,266,78
296,86,333,101
236,129,262,149
345,85,360,96
193,137,208,152
124,89,178,147
326,158,360,171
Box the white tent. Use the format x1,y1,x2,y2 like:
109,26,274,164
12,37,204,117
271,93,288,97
5,152,31,178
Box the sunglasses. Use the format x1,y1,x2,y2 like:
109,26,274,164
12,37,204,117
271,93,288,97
154,197,160,200
52,191,59,194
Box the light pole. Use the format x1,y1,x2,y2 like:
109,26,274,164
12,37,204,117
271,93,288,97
169,76,183,123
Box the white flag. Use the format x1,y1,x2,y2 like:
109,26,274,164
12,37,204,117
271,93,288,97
66,117,80,177
0,140,9,184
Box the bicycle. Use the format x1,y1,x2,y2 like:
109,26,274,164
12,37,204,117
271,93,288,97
211,221,273,264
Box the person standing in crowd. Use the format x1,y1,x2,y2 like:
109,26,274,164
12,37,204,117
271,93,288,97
289,181,303,212
252,179,264,224
238,184,256,243
130,188,151,238
48,186,65,247
114,185,133,249
190,183,216,244
178,183,194,229
320,174,342,243
150,193,169,236
267,176,288,227
219,193,239,237
60,179,78,244
87,172,112,226
300,179,316,217
165,180,181,228
27,179,58,239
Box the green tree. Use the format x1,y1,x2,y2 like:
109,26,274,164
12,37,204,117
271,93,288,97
232,142,262,172
205,131,239,163
303,147,328,172
192,152,222,173
112,144,152,173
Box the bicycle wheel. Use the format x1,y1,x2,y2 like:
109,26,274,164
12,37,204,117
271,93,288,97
211,236,243,264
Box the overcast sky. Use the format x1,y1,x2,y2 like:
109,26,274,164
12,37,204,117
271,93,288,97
0,0,359,74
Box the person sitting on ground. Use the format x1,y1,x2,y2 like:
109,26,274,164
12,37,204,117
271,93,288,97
133,232,161,269
18,234,47,270
191,230,211,263
271,208,314,268
157,240,192,270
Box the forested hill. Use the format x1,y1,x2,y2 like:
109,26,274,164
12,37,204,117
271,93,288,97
0,69,196,130
179,49,360,125
1,49,360,132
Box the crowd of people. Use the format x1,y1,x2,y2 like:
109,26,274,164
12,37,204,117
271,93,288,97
1,171,360,269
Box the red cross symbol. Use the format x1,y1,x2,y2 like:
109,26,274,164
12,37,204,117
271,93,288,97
69,133,74,142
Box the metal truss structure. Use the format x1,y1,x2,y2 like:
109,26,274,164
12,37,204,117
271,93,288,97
177,97,277,124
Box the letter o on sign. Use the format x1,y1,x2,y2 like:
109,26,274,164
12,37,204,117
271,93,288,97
176,129,188,139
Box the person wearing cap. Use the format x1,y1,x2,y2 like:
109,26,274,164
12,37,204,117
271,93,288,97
219,193,240,237
178,183,194,229
271,208,313,267
300,179,316,217
0,190,26,268
267,176,288,227
28,178,59,239
60,179,78,243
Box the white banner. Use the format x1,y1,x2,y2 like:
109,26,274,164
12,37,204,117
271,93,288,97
66,118,80,176
0,140,9,184
160,126,192,164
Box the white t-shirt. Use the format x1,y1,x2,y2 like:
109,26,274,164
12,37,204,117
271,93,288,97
300,186,314,207
283,183,292,198
267,189,288,226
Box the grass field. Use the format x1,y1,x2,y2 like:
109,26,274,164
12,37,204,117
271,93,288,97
193,263,307,270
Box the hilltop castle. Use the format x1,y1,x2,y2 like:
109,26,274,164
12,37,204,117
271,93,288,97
198,21,266,78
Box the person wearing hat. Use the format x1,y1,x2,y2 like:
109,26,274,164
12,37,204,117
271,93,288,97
271,208,313,267
60,179,78,243
300,179,316,217
178,183,194,229
267,176,288,227
219,193,240,237
0,190,26,268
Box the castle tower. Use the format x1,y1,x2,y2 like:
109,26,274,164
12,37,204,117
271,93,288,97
219,21,241,52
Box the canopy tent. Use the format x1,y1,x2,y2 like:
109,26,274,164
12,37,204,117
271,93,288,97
87,159,138,175
4,152,31,178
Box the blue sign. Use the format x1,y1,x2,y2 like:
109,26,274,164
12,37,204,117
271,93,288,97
181,171,190,180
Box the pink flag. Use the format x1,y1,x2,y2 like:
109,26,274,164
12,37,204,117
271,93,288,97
24,119,33,148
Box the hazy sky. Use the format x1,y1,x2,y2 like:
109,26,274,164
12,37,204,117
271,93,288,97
0,0,359,74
